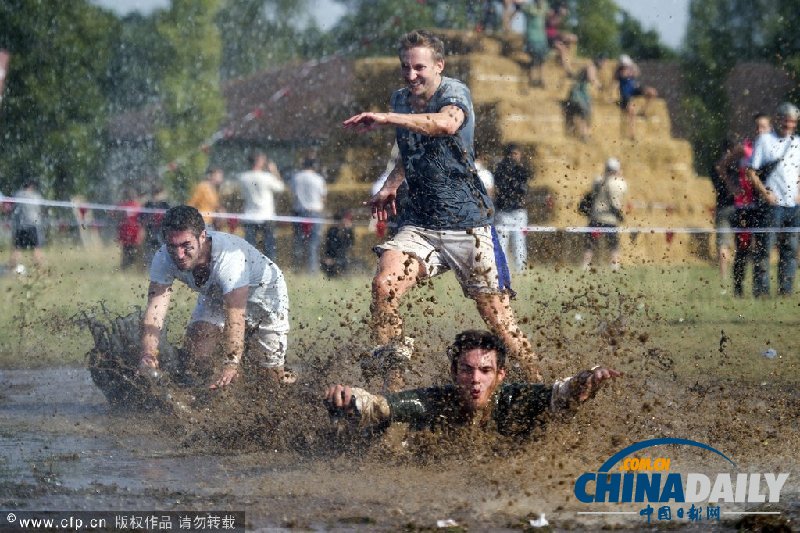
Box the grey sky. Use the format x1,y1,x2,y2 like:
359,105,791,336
90,0,688,49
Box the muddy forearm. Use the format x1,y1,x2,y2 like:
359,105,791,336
223,321,245,365
140,285,170,360
747,168,770,199
388,105,464,137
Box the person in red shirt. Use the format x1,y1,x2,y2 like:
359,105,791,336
731,113,772,296
116,188,143,270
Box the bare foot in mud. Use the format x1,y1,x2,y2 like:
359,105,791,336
258,366,298,385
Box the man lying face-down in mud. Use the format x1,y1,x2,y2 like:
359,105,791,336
138,205,294,390
324,330,621,435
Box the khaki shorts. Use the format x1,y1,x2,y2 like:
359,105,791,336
190,288,290,368
374,225,513,298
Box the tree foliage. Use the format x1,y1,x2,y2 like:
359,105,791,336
105,13,169,112
618,12,675,60
0,0,116,197
216,0,331,80
329,0,439,57
154,0,225,197
573,0,620,59
681,0,777,173
769,0,800,102
564,0,675,60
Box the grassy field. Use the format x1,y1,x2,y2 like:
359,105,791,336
0,243,798,390
2,243,798,530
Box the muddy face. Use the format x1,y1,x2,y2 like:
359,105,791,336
452,348,506,413
164,230,206,271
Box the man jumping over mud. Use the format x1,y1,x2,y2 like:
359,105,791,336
138,205,293,389
343,29,539,391
324,330,621,435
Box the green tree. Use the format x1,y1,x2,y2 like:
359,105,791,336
769,0,800,102
330,0,439,57
105,12,169,112
216,0,332,80
155,0,225,198
566,1,674,59
680,0,772,173
573,0,620,59
618,12,675,60
0,0,116,197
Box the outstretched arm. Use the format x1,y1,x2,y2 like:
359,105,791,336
323,384,391,427
343,105,465,137
551,366,622,412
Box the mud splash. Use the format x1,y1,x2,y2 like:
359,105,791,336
3,366,798,530
1,301,798,530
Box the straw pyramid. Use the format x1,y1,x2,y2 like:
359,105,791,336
327,29,714,265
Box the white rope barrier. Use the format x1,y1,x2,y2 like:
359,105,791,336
3,195,800,234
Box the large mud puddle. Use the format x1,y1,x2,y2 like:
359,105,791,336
2,365,798,531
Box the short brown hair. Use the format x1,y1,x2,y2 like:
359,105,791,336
448,330,507,372
398,29,445,63
161,205,205,237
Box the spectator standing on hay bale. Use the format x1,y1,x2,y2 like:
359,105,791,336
545,2,577,76
615,54,658,140
563,55,605,143
520,0,549,89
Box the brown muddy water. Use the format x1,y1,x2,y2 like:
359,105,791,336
1,363,798,531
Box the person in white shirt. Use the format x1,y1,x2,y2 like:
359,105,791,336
582,157,628,271
238,150,285,260
9,179,46,270
747,102,800,296
138,205,293,389
289,157,327,274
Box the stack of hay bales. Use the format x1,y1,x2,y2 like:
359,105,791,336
326,29,714,266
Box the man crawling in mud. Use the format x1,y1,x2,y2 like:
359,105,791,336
324,330,620,435
138,205,293,389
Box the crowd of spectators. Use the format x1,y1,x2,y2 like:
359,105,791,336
105,153,337,277
3,16,796,297
710,104,800,298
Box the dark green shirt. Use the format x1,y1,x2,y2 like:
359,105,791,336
386,383,553,436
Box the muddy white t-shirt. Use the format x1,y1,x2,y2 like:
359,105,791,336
149,231,288,332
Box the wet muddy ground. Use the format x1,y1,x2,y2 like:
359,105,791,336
2,362,798,531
